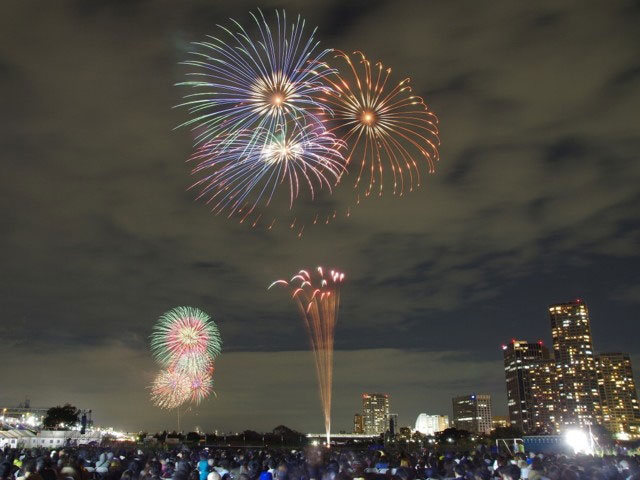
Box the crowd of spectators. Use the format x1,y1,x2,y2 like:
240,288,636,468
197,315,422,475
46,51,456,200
0,444,638,480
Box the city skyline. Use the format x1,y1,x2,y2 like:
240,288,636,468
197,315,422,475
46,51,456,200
1,295,638,433
502,300,640,437
1,0,638,434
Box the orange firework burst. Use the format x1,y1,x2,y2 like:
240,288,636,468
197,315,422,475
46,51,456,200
150,370,191,409
321,50,440,198
187,369,214,404
269,267,344,446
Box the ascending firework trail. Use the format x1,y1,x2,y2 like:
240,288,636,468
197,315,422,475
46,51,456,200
269,267,344,446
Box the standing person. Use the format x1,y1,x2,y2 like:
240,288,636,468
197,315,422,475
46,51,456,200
0,463,11,480
198,455,210,480
17,460,43,480
36,458,57,480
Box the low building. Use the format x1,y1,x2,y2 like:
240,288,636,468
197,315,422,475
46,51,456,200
492,415,510,429
0,429,103,448
415,414,449,435
0,430,37,448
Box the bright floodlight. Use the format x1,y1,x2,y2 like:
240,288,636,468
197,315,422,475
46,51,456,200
565,429,592,454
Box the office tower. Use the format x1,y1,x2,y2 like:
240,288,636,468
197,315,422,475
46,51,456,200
596,353,640,436
353,413,364,434
502,340,556,433
414,414,449,435
549,300,601,430
452,394,492,434
362,393,390,434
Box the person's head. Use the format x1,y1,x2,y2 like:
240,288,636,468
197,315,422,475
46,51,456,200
424,468,439,480
0,462,11,480
23,460,37,474
474,469,490,480
121,470,134,480
149,464,161,478
559,467,579,480
453,465,465,478
530,458,543,472
500,465,520,480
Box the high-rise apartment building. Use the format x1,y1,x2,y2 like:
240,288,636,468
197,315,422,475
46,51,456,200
549,300,601,430
529,357,558,432
502,340,556,433
353,413,364,434
362,393,390,435
414,414,449,435
503,340,549,432
596,353,640,436
452,394,492,434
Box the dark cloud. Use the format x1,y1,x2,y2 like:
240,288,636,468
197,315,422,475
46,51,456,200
0,0,638,432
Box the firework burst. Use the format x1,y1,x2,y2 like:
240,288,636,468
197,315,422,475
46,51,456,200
149,307,221,411
187,370,214,404
269,267,345,445
170,350,213,377
150,369,191,409
177,10,334,150
151,306,222,368
322,50,440,197
189,122,345,222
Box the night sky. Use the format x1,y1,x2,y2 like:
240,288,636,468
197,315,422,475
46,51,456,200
1,0,639,434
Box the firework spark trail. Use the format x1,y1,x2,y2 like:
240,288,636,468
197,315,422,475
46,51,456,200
321,50,440,198
269,267,344,445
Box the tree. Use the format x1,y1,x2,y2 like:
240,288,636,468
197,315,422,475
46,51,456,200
489,426,524,440
436,427,471,443
242,430,262,443
43,404,79,429
272,425,303,444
